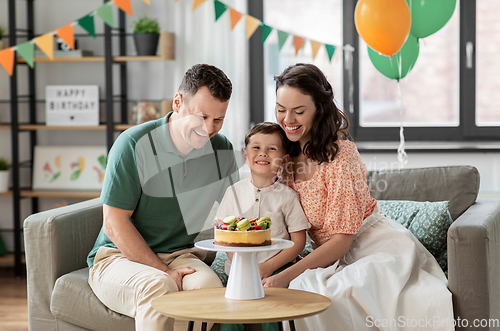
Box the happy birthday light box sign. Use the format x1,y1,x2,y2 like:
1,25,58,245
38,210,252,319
45,85,99,126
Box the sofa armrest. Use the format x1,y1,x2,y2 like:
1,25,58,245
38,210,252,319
447,199,500,328
24,198,103,330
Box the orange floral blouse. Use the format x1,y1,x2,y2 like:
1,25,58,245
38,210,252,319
281,140,377,246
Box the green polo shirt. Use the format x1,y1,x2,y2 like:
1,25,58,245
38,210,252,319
87,113,238,267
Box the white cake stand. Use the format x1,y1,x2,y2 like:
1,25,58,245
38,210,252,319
195,239,294,300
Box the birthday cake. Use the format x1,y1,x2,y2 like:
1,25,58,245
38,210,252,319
213,216,272,247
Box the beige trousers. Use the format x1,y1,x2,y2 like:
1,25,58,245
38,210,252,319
88,247,223,331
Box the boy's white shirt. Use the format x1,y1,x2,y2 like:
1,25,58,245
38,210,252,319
215,177,310,275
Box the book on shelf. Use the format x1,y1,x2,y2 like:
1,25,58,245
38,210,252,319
34,49,94,58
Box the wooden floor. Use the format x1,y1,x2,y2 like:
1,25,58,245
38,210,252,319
0,267,28,331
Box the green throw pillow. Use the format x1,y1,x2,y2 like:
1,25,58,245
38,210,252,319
377,200,453,273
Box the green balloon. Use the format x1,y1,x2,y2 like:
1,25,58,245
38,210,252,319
368,34,420,81
406,0,457,38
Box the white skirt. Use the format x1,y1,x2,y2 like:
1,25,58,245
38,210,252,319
287,210,454,331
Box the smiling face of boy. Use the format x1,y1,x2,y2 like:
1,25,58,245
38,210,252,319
244,132,288,187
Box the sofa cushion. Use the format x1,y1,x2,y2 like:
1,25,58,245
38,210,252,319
367,166,480,220
50,268,134,331
378,200,453,272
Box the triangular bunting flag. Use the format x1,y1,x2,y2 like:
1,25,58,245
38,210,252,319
142,0,150,4
96,4,115,29
310,40,321,59
325,44,336,62
114,0,133,17
34,33,54,60
260,24,273,44
277,30,289,51
56,24,75,50
17,41,35,68
214,0,227,21
78,14,96,38
192,0,206,11
245,16,260,40
0,48,15,76
229,8,243,30
293,36,305,55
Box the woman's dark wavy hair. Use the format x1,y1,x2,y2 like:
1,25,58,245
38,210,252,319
274,63,351,164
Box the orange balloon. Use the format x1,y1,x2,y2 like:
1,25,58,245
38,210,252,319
355,0,411,56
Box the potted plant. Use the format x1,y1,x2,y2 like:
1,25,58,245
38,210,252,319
0,25,6,50
133,16,161,56
0,158,10,192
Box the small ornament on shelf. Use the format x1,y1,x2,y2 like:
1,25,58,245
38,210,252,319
0,157,11,193
130,101,160,125
0,25,6,50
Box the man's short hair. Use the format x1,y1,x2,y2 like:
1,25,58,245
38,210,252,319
178,64,232,102
244,122,288,152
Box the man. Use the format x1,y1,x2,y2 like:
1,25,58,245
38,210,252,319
87,64,238,331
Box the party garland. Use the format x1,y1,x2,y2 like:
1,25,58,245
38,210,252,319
0,0,354,76
0,0,146,76
189,0,355,114
192,0,352,62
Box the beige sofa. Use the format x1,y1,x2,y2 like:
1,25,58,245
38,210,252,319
24,165,500,330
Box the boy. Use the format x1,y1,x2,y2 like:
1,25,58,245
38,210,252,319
216,122,309,331
216,122,310,280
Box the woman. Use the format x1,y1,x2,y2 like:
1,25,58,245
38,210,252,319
263,63,453,330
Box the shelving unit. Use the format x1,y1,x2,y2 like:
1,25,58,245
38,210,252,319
3,0,175,277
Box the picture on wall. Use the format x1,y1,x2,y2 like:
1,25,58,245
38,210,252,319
33,146,107,191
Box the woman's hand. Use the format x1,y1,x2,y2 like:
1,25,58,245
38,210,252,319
258,261,275,279
262,273,291,288
165,267,196,291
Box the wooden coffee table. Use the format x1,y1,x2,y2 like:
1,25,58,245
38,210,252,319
152,287,331,331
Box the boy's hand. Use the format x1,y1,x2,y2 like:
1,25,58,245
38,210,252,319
258,261,275,279
262,273,290,288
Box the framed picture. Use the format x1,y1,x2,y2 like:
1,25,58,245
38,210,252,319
33,146,107,191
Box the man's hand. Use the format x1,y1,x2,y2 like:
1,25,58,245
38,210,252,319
165,267,196,291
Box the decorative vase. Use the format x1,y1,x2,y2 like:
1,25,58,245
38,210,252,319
0,170,10,192
0,39,6,50
133,33,160,56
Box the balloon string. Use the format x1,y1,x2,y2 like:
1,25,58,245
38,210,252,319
344,44,355,114
396,81,408,167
